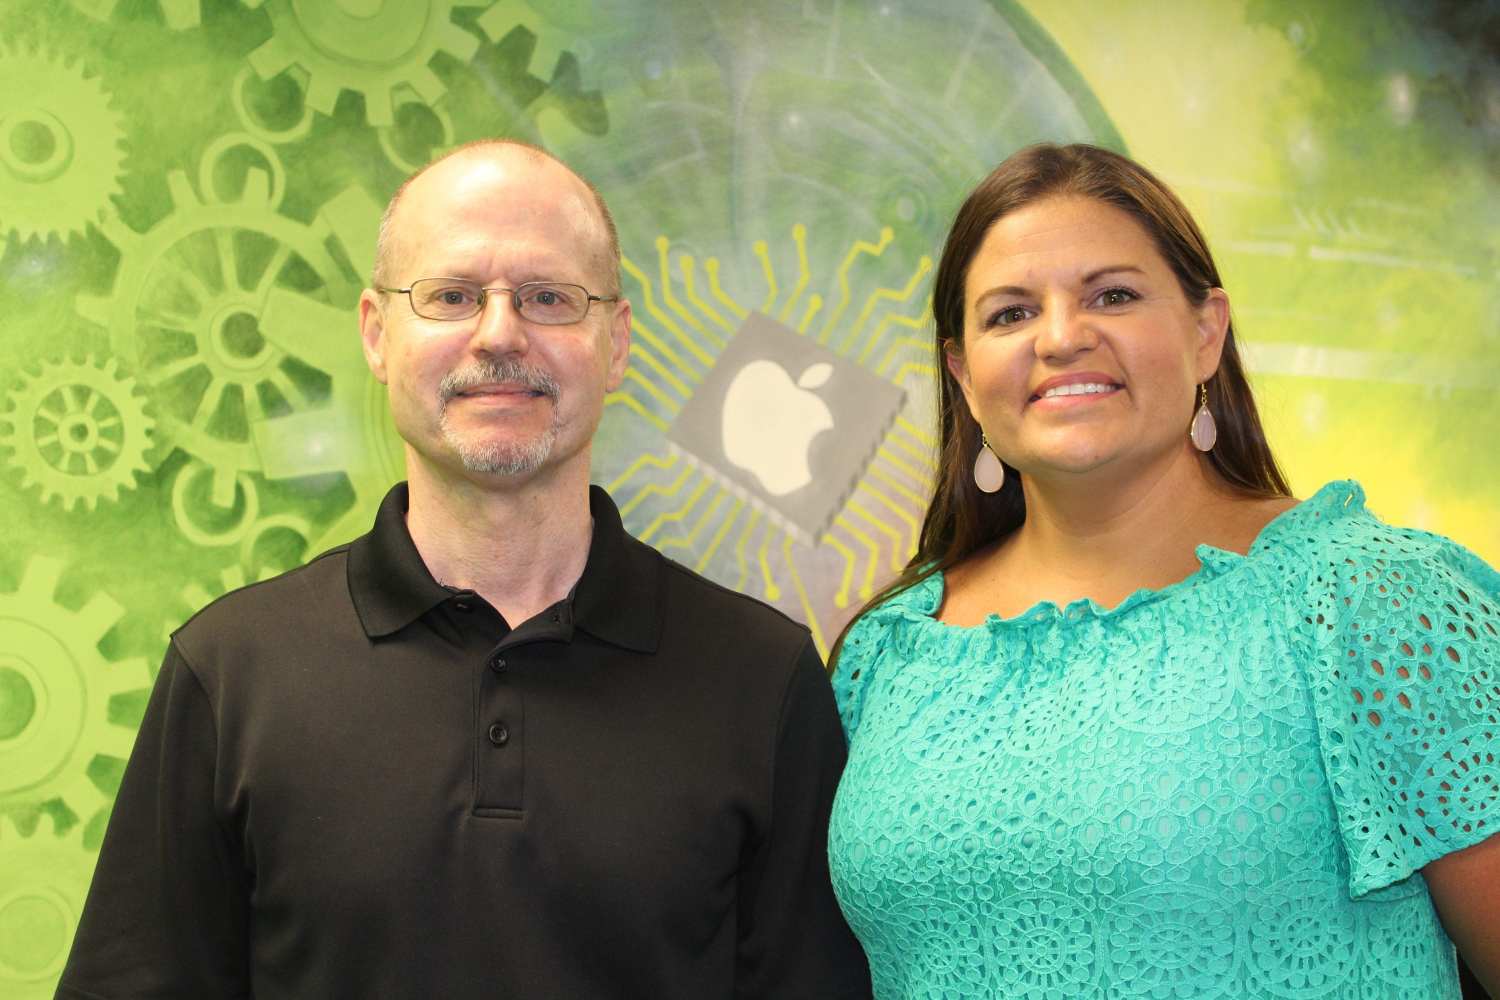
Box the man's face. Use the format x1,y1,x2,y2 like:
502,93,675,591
358,151,631,487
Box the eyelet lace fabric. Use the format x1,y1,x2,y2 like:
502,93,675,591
828,482,1498,999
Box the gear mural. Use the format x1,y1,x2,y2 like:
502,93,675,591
0,0,1497,993
0,45,126,243
1,358,155,512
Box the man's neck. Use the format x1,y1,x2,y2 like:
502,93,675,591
403,453,595,627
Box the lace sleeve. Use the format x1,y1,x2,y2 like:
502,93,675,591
830,602,903,743
1301,521,1500,897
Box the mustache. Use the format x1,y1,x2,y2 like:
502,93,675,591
438,359,560,402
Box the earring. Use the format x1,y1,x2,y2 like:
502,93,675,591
973,433,1005,493
1190,383,1217,452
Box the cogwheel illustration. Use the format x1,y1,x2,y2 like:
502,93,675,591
70,0,204,29
476,0,601,92
0,819,95,1000
244,0,491,126
0,557,150,831
0,46,126,242
0,358,155,512
78,165,361,506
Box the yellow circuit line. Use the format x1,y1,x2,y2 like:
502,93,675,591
817,226,895,345
631,319,703,386
832,515,879,601
885,429,937,470
757,524,781,601
695,496,744,573
868,464,928,507
876,336,934,375
846,497,910,571
622,255,716,368
895,415,936,447
733,507,764,592
604,392,668,431
678,254,734,341
607,450,679,494
839,256,932,355
753,240,777,314
892,361,937,388
641,475,713,545
777,223,810,324
797,294,824,334
705,257,748,321
620,461,695,519
623,367,681,414
857,481,921,554
656,236,723,350
856,302,929,365
875,445,926,483
820,531,857,608
627,338,694,397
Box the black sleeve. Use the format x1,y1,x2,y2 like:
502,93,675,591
56,640,251,998
734,638,873,999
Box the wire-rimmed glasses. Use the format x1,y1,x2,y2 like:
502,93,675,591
377,278,618,325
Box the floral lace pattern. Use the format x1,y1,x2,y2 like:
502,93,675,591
829,482,1498,999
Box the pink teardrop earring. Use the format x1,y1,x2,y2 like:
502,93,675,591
973,433,1005,493
1190,383,1217,452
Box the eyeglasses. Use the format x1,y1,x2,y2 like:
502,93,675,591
377,278,619,325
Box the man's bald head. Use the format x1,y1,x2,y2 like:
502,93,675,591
371,139,621,294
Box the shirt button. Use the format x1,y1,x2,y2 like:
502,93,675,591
488,655,506,674
487,722,510,747
454,598,473,612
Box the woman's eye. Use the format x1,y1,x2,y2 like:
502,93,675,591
1097,287,1137,307
989,306,1030,328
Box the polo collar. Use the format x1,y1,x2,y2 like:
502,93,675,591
348,482,662,653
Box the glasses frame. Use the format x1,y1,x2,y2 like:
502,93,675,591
377,277,620,325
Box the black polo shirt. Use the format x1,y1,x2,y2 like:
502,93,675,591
59,484,871,999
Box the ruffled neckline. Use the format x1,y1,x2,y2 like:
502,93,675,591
887,480,1367,630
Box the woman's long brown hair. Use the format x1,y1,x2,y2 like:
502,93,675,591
829,143,1291,667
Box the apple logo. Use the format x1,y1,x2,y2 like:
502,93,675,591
721,360,835,496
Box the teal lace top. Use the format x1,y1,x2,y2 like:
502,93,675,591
828,482,1498,999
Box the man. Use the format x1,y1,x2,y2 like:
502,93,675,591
58,141,871,999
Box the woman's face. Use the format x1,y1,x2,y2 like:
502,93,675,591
947,195,1228,483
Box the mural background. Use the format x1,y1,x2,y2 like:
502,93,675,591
0,0,1495,993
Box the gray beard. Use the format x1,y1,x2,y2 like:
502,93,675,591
437,359,561,476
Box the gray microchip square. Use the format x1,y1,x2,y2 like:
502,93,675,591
666,312,907,543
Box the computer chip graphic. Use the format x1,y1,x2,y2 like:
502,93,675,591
666,312,908,544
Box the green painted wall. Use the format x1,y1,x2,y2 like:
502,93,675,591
0,0,1495,992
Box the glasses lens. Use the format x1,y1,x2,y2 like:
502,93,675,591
515,282,588,325
410,278,482,320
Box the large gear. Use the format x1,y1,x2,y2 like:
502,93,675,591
70,0,203,29
0,819,95,1000
0,557,150,831
0,46,126,242
253,185,406,553
77,163,361,506
0,357,155,512
243,0,492,126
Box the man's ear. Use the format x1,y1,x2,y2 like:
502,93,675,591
1194,287,1230,381
604,299,632,392
359,289,389,384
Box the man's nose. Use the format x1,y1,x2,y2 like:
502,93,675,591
470,289,529,355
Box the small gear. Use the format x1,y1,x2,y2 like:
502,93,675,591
0,557,150,830
0,819,95,1000
1,357,156,512
244,0,490,126
78,160,361,506
0,46,126,242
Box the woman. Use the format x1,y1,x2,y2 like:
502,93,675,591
827,143,1498,999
